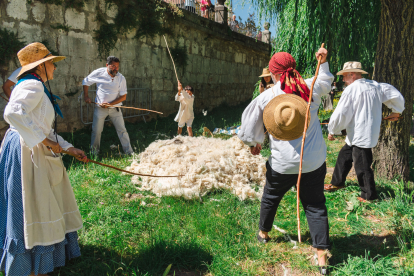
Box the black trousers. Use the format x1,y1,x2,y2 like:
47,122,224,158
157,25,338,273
331,144,378,200
259,162,330,249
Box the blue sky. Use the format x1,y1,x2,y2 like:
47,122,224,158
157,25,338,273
213,0,277,35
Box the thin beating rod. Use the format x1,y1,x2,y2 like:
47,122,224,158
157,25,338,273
61,150,183,178
1,93,9,102
296,43,325,243
163,35,179,83
90,102,163,114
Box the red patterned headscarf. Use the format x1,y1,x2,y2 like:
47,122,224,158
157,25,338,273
269,52,311,102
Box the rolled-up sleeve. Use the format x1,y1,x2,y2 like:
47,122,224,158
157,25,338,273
328,91,353,135
380,83,405,113
305,62,334,99
4,83,46,149
238,97,265,147
82,70,99,86
47,130,74,150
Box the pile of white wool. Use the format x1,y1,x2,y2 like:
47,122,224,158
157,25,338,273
126,136,267,200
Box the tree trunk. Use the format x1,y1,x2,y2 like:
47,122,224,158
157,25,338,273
372,0,414,181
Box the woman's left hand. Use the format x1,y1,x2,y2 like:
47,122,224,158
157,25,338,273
67,147,89,162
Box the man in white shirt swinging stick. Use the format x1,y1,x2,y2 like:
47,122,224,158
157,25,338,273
325,62,404,202
83,56,133,155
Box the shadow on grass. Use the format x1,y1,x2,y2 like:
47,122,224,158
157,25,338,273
51,240,213,276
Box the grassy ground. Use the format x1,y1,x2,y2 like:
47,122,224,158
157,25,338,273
3,102,413,275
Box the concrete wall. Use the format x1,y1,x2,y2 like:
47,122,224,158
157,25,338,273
0,0,270,135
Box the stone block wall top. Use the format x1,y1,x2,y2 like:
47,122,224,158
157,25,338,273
32,2,46,23
48,4,64,24
7,0,28,20
65,9,85,30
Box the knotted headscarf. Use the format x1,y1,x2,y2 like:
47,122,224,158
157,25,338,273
269,52,311,102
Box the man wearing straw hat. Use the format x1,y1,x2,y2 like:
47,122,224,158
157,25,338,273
83,56,134,155
325,62,404,202
258,68,274,94
238,47,333,274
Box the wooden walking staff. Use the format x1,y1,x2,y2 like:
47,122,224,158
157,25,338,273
61,150,183,178
296,43,325,243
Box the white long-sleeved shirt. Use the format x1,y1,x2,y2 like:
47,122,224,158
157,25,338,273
174,90,195,124
4,79,73,150
82,67,127,107
238,62,334,174
328,79,405,148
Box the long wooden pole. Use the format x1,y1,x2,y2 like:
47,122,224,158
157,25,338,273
163,35,179,83
296,43,325,243
1,93,9,102
61,150,182,177
91,102,163,114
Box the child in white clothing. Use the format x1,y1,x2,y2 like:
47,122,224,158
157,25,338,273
174,81,194,137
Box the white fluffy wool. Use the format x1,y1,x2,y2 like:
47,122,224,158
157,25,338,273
126,136,267,200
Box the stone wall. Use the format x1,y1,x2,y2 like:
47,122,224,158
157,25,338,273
0,0,270,135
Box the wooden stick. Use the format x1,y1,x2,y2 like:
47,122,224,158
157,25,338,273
296,43,325,243
91,102,163,114
163,35,179,83
61,150,183,177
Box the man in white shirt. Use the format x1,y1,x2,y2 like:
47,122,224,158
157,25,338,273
83,56,133,155
326,61,404,202
2,67,22,99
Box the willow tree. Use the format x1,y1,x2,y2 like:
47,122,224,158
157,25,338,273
250,0,414,181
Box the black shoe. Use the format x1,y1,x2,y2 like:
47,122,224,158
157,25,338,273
319,266,329,275
256,230,271,244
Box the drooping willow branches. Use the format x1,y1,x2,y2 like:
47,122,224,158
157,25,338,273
250,0,381,77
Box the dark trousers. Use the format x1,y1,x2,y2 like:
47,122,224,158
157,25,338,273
259,162,330,249
331,144,378,200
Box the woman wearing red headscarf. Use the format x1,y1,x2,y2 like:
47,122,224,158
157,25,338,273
238,47,333,275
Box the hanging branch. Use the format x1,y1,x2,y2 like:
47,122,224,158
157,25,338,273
296,43,324,243
163,35,179,83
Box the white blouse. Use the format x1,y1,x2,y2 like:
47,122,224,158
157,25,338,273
4,79,73,150
238,62,334,174
328,79,405,148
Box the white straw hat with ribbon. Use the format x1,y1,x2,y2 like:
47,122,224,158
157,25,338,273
17,42,66,77
336,61,368,75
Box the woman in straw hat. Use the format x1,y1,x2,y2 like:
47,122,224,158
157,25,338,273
0,42,87,276
238,47,333,274
258,68,274,94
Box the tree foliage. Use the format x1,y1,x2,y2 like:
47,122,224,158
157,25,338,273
250,0,381,77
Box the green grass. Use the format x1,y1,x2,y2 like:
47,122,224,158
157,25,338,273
3,102,412,276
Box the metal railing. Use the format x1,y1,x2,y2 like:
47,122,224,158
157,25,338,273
79,88,151,125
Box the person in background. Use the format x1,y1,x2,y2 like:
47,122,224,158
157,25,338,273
325,62,404,202
2,67,22,99
258,68,274,93
200,0,212,18
83,56,134,155
175,81,195,137
229,14,239,32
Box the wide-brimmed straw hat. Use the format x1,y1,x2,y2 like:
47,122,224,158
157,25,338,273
263,94,310,141
17,42,65,77
259,68,271,78
336,61,368,75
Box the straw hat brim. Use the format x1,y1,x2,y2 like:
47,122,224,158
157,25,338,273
259,73,271,78
17,56,66,77
336,68,368,75
263,94,310,141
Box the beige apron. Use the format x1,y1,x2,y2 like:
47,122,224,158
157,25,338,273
14,131,83,249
